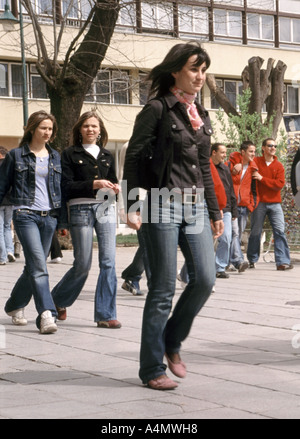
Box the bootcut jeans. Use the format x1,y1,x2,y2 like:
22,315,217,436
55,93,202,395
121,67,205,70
51,203,118,322
4,209,57,327
139,198,216,384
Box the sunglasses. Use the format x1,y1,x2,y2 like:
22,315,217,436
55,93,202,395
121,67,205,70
265,144,277,148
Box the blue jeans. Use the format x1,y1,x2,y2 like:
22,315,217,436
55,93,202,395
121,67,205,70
121,226,151,283
4,210,57,327
247,202,290,266
0,205,14,263
230,206,249,268
52,203,118,322
139,198,215,383
216,211,232,272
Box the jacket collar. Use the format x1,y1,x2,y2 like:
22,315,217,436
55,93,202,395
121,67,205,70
21,143,55,158
163,91,208,118
72,143,109,156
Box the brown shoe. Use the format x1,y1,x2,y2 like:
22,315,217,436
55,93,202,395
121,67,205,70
147,374,178,390
277,264,294,271
56,306,67,321
97,319,122,329
165,353,187,378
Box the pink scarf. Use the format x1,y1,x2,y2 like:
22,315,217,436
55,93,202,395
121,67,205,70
170,86,204,131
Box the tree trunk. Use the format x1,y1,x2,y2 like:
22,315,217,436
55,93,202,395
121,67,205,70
48,0,120,152
266,60,287,138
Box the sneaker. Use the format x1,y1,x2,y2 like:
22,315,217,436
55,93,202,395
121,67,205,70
238,261,249,273
40,310,57,334
226,264,237,272
50,257,62,263
7,253,16,263
0,261,6,265
121,280,143,296
249,262,256,269
97,320,122,329
216,271,229,279
7,308,27,326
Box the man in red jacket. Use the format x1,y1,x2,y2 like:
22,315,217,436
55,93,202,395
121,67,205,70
247,138,293,270
228,141,258,271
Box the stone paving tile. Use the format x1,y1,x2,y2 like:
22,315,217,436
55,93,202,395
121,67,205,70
1,248,300,419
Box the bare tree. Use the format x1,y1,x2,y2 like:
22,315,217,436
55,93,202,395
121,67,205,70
20,0,121,151
206,56,287,139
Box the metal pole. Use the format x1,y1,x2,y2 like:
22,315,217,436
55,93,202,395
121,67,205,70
18,0,28,126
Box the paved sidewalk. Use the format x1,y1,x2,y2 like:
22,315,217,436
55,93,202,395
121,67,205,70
1,246,300,419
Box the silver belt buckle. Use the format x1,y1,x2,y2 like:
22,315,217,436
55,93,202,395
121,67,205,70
41,211,48,216
183,193,197,205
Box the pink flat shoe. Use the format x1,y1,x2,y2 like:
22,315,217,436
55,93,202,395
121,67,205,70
147,374,178,390
165,353,187,378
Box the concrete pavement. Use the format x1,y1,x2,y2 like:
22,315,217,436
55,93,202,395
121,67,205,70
1,245,300,419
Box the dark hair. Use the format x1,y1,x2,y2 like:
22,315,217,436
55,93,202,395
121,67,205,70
240,140,256,152
211,142,225,155
19,111,57,147
0,146,8,156
262,138,275,146
147,42,211,99
72,111,108,147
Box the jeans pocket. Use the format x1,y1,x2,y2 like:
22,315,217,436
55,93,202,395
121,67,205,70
69,207,89,227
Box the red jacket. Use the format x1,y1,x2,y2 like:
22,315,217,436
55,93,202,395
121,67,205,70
210,159,227,210
253,156,285,203
227,151,259,212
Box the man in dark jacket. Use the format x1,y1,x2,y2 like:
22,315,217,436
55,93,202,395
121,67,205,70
211,143,247,278
0,146,15,265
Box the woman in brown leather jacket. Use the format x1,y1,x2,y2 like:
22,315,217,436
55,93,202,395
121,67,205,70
123,42,224,390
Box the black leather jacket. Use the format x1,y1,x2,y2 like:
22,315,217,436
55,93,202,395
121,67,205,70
61,143,118,202
123,92,221,222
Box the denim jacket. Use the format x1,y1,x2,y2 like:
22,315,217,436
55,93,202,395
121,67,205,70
0,143,62,209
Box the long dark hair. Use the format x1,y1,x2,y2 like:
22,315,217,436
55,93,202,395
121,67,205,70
72,111,108,147
147,42,211,99
19,111,57,147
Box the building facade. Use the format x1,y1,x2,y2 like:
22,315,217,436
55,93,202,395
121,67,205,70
0,0,300,162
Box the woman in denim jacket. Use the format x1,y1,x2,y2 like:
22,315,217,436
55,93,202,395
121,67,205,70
0,111,62,334
51,111,121,328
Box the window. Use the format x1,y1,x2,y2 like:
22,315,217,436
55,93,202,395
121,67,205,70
178,5,209,37
117,0,136,27
62,0,79,18
85,69,130,105
280,17,300,44
0,63,8,97
37,0,52,15
210,79,243,110
31,75,47,99
286,85,299,114
248,14,274,41
214,0,243,5
247,0,276,10
138,73,150,106
279,0,300,14
214,9,242,39
224,80,243,108
141,1,173,32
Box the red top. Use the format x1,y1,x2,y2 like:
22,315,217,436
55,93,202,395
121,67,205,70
210,158,227,210
228,151,259,212
253,156,285,203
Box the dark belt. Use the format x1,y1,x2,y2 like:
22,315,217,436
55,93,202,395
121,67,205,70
169,193,201,205
16,209,58,217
